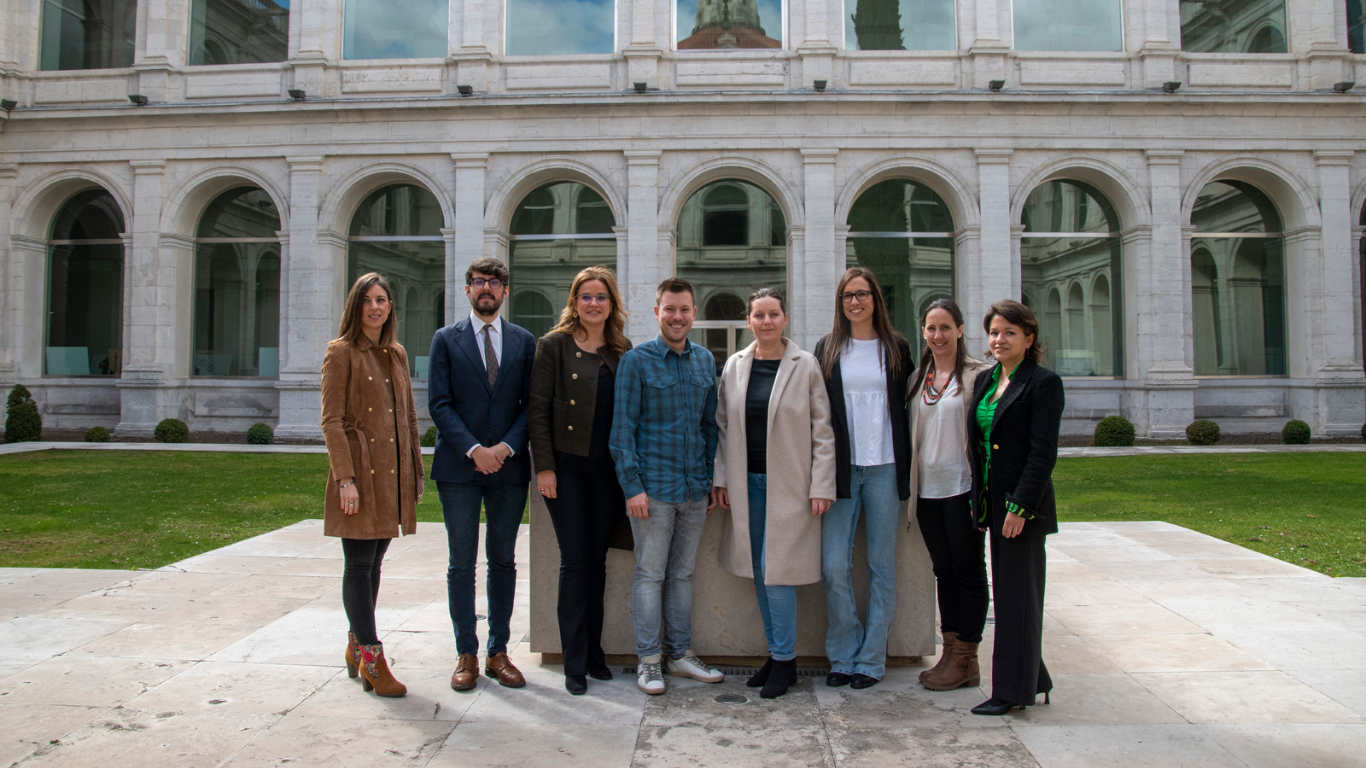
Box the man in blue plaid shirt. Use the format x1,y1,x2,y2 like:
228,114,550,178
610,277,725,695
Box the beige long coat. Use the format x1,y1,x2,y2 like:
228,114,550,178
321,336,423,539
905,355,992,523
714,339,837,586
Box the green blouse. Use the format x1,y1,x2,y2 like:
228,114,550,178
976,363,1031,521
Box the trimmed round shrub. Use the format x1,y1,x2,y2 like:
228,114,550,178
154,418,189,444
84,426,111,443
246,423,274,445
1092,415,1136,447
4,384,42,443
1186,419,1221,446
421,426,438,447
1282,419,1311,445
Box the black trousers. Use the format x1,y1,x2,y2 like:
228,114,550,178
544,465,623,676
916,492,990,643
341,537,391,645
988,528,1052,705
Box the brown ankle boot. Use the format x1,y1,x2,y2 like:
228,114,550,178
345,632,359,679
357,643,407,697
919,632,957,685
923,639,979,691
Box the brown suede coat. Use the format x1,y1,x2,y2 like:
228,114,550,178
321,336,423,538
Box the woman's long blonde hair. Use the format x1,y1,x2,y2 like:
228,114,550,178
552,266,629,355
336,272,397,347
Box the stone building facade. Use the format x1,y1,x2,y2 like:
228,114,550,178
0,0,1363,440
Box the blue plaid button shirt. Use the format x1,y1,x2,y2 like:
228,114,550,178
609,336,718,504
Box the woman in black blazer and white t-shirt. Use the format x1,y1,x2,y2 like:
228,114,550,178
966,300,1064,716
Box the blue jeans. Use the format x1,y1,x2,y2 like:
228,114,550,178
438,479,528,657
821,463,900,678
629,495,708,660
748,472,797,661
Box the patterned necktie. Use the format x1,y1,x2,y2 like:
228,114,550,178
482,324,498,389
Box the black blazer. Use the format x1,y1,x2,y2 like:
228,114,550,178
427,316,537,485
527,330,631,472
813,335,914,500
967,358,1065,537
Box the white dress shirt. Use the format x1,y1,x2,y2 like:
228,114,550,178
465,311,513,458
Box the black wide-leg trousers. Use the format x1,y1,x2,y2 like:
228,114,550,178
544,466,623,676
988,529,1052,705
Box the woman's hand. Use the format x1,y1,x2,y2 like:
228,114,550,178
416,478,424,501
338,478,359,516
1002,513,1026,538
711,487,730,511
811,498,832,516
537,470,557,499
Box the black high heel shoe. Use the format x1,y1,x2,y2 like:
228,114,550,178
588,665,614,681
971,697,1025,716
565,674,588,695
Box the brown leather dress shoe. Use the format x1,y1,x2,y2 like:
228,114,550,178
451,653,480,691
485,651,526,688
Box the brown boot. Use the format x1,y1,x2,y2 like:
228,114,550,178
919,632,957,685
357,643,407,697
923,639,979,692
345,632,359,679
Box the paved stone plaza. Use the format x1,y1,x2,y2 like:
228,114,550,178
1,518,1364,767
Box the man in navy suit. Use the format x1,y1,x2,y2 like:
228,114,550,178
428,257,537,692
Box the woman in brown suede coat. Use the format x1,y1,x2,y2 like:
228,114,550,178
321,272,424,698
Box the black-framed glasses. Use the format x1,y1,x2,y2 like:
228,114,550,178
470,277,503,289
840,290,873,304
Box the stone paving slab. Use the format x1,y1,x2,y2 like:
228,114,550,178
0,519,1364,766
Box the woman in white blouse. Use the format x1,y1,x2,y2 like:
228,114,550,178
813,267,913,690
909,298,993,692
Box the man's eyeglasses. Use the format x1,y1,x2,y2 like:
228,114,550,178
840,290,873,304
470,277,503,290
578,294,611,305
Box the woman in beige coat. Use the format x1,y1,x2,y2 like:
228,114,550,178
321,272,424,698
712,288,836,699
907,298,992,693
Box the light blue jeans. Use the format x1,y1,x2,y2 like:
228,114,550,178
748,472,797,661
629,495,709,661
821,463,900,678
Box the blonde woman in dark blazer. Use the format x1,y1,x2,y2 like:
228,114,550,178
321,272,424,698
712,288,836,699
907,298,992,693
528,266,632,696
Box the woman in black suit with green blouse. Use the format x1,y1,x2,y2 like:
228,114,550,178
966,300,1064,716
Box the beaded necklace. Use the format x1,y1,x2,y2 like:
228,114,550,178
921,363,950,406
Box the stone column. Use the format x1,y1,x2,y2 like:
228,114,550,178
969,0,1008,89
0,165,16,376
117,160,176,436
797,0,836,87
1308,151,1365,433
799,149,838,347
623,0,664,88
451,153,488,318
1303,0,1353,91
450,0,494,91
625,151,662,342
274,156,326,441
290,0,334,97
972,149,1013,311
1137,0,1178,88
1139,150,1195,437
133,0,185,102
9,235,45,380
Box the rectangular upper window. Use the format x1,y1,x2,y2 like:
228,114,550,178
844,0,955,51
189,0,290,65
40,0,135,70
506,0,615,55
1014,0,1123,53
677,0,782,49
343,0,447,59
1180,0,1288,53
1349,0,1364,54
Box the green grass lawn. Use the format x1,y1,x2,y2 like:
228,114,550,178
0,449,1361,575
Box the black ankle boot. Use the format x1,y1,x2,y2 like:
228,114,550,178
760,659,797,699
747,657,774,688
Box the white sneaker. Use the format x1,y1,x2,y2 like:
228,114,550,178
667,650,724,683
637,655,666,695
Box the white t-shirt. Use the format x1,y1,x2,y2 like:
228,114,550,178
914,376,972,499
839,338,896,467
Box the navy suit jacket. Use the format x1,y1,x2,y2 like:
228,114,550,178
427,316,536,485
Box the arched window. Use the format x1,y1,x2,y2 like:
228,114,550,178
1180,0,1288,53
40,0,137,70
1020,180,1123,377
188,0,289,65
846,179,954,357
193,188,281,377
507,181,617,341
1190,181,1286,376
677,179,787,369
46,189,124,376
347,184,445,378
1013,0,1122,52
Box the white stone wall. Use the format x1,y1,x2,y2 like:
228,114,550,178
0,0,1362,439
